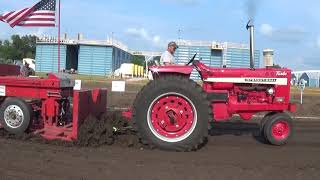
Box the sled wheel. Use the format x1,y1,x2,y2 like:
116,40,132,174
0,97,32,135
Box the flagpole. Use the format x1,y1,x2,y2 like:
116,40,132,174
58,0,61,72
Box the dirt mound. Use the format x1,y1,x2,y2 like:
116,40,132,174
0,110,145,149
77,114,115,147
101,110,146,148
0,110,143,148
77,110,146,148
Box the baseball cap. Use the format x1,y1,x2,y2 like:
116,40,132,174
168,41,179,49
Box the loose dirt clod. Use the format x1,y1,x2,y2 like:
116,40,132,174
0,128,34,140
77,110,144,148
77,114,115,147
0,110,147,149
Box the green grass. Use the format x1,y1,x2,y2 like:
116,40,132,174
36,72,114,81
291,86,320,95
35,72,149,84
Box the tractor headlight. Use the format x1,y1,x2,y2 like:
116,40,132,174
267,88,274,95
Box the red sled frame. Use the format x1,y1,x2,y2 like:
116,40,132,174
0,73,107,141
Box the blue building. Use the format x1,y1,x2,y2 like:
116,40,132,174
35,37,132,76
175,41,260,79
294,71,320,87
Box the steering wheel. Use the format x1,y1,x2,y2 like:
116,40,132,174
186,53,197,65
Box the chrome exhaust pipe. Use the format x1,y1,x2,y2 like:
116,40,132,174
246,20,255,69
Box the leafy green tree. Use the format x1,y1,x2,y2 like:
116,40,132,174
0,40,16,61
131,55,145,66
0,34,37,64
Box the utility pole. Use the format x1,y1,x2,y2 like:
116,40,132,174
178,28,183,44
111,32,114,45
57,0,61,72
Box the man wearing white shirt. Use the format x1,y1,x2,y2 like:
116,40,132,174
160,41,178,65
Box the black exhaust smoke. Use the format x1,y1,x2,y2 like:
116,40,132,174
246,20,255,69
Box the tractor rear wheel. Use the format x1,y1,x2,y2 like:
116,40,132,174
263,113,293,146
0,97,33,135
133,75,211,151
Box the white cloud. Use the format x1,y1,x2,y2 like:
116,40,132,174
125,27,163,45
126,28,149,40
153,35,161,43
259,23,306,42
260,24,273,37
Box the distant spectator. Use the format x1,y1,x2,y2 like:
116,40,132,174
20,62,34,77
70,68,76,74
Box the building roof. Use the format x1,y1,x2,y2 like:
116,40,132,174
293,70,320,79
37,36,129,52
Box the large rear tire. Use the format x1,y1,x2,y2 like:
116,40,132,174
133,75,211,151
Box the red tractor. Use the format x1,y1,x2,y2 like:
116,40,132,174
132,22,296,151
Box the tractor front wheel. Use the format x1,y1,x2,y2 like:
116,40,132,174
263,113,293,146
133,75,211,151
259,112,276,137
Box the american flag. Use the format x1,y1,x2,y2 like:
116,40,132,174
0,0,56,27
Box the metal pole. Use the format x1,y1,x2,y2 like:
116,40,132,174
178,28,182,44
57,0,61,72
145,57,148,77
249,25,255,68
246,20,255,69
111,32,114,45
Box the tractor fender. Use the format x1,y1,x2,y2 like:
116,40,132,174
148,65,194,79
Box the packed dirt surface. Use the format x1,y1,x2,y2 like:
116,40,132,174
0,82,319,179
292,95,320,117
0,118,319,180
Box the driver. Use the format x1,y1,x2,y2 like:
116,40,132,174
160,41,178,65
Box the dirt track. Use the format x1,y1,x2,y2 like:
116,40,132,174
0,82,319,180
0,119,319,180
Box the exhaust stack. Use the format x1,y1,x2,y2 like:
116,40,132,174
246,20,255,69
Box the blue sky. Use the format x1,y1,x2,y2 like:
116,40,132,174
0,0,319,70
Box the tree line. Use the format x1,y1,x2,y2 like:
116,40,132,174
0,35,37,64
